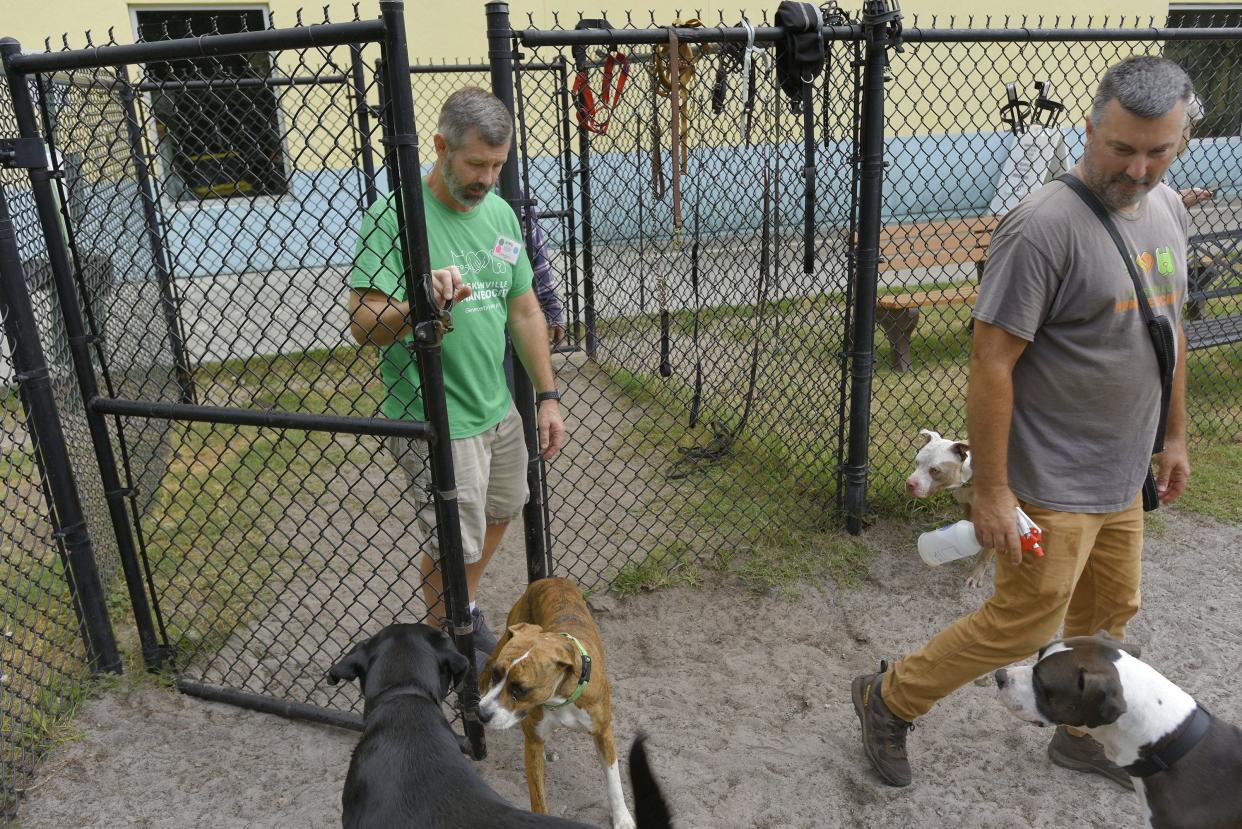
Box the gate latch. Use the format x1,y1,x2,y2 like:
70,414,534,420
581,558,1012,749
0,137,47,169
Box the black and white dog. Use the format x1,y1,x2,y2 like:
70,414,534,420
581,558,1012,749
328,623,673,829
995,633,1242,828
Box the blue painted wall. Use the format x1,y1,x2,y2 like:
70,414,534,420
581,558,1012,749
9,129,1241,281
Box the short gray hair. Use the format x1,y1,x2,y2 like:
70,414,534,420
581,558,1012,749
1090,56,1195,125
437,87,513,148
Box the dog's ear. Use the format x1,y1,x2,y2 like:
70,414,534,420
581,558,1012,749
327,640,370,686
428,628,470,692
1092,629,1141,658
1080,668,1127,727
506,622,543,639
950,441,970,461
917,429,940,446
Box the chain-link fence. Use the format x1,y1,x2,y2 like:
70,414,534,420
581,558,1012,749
511,8,866,592
503,10,1241,585
2,5,1240,823
1,68,120,823
866,13,1242,512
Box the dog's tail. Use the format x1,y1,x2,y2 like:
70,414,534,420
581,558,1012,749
629,733,673,829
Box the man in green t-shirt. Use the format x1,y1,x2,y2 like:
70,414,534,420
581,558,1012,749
347,87,566,669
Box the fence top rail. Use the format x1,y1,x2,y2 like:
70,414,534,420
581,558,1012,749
901,24,1242,42
410,59,563,74
517,23,863,48
518,21,1242,48
135,73,348,91
2,19,386,75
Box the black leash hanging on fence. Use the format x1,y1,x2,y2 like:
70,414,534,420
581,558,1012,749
688,199,703,427
820,1,849,147
710,17,759,144
774,1,826,275
669,165,773,479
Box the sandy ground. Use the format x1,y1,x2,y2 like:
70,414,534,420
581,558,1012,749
13,505,1241,829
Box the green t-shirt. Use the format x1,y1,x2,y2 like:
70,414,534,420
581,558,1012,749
350,182,533,438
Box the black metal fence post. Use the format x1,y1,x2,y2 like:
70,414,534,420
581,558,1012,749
843,2,903,534
378,0,486,760
349,44,379,209
486,0,553,584
118,76,196,405
0,172,120,675
554,56,583,350
575,84,598,361
1,37,165,667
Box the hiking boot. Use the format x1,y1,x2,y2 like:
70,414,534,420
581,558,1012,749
471,607,499,669
1047,725,1134,791
852,661,914,787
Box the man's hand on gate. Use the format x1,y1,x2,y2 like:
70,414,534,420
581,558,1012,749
430,266,472,308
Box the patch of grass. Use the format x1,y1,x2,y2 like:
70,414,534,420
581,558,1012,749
611,541,700,597
731,530,875,599
591,291,1239,599
1177,438,1242,522
141,419,350,663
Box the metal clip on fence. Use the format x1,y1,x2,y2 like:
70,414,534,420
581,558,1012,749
415,271,454,345
0,136,47,169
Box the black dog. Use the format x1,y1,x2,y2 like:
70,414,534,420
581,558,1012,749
328,623,672,829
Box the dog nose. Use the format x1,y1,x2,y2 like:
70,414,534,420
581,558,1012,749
477,705,492,724
994,669,1009,689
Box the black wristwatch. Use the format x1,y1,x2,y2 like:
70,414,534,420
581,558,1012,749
536,390,560,404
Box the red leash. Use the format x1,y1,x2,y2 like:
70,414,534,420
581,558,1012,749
571,49,630,134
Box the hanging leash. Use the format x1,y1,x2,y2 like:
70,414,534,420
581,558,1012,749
711,16,759,144
774,1,826,274
669,164,772,479
688,199,703,426
570,19,630,135
650,18,712,246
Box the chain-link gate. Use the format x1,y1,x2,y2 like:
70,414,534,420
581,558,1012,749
0,1,491,769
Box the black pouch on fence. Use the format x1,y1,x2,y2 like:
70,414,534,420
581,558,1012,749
774,1,825,111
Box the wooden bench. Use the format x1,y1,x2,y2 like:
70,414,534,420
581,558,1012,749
868,217,997,371
1185,228,1242,351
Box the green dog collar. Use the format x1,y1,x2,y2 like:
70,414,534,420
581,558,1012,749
543,633,592,709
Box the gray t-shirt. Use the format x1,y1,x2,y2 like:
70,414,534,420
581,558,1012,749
973,177,1189,512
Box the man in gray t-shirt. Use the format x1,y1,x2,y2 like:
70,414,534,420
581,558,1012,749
853,57,1192,790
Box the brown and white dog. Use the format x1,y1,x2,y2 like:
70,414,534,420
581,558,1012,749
996,633,1242,829
906,428,992,588
479,577,634,829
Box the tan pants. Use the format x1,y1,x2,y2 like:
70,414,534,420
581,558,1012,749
386,405,528,564
883,494,1144,722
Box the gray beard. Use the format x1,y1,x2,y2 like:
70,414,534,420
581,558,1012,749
442,162,486,208
1083,163,1152,212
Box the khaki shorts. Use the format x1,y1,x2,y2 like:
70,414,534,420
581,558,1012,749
386,405,528,564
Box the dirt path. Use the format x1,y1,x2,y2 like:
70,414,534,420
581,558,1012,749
14,507,1241,829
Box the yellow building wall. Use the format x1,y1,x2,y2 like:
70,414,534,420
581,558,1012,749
2,0,1235,172
4,0,1239,68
